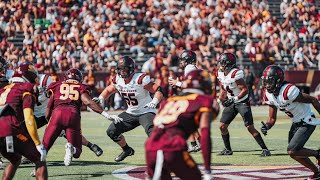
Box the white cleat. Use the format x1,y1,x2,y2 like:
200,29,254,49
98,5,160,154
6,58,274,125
64,143,74,166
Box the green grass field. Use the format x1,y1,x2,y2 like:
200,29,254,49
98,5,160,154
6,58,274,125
1,106,319,179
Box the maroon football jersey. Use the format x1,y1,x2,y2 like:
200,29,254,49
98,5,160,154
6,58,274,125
145,93,214,151
47,80,90,111
0,82,36,137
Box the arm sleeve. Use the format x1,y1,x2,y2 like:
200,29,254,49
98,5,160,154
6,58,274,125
22,93,40,145
184,65,197,76
200,127,211,172
287,85,300,102
142,75,151,86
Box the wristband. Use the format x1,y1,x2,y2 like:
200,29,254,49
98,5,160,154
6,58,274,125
151,97,160,105
176,81,182,87
101,111,109,118
99,95,104,101
233,96,239,101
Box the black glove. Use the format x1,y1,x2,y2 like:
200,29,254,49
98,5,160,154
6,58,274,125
222,98,234,107
261,121,269,136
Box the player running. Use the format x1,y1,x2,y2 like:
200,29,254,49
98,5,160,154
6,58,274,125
261,65,320,180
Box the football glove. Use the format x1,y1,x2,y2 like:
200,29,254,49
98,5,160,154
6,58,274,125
92,96,105,107
144,98,160,109
261,121,269,136
222,98,234,107
36,144,47,162
101,111,123,124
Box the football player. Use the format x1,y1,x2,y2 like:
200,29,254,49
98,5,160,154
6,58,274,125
261,65,320,179
42,68,121,166
0,63,48,179
23,74,104,166
217,52,271,156
145,69,219,180
168,50,202,153
93,56,164,162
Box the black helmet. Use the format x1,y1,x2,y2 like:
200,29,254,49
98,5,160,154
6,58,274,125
179,50,197,64
117,56,135,78
217,52,237,72
261,65,284,94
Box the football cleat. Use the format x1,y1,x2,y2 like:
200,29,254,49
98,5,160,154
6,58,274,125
261,149,271,157
64,143,74,166
218,148,233,155
30,168,36,177
306,172,320,180
21,157,33,164
188,144,201,153
114,147,135,162
89,144,103,157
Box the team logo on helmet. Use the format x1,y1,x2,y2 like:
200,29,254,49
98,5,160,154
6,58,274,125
64,68,83,82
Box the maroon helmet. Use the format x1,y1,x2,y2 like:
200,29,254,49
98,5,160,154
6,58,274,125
182,69,212,94
217,52,237,72
117,56,135,78
64,68,83,82
13,62,38,83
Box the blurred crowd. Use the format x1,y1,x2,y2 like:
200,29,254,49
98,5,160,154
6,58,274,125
0,0,319,107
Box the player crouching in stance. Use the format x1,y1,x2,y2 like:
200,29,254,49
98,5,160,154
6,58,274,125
261,65,320,180
217,52,270,156
93,56,164,162
42,68,122,166
0,63,47,179
145,70,219,180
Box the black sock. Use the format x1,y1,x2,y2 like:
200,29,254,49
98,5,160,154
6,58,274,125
254,133,268,150
222,133,232,151
122,144,130,151
86,142,93,148
191,141,197,146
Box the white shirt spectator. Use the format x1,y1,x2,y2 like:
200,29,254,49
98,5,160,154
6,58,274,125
210,27,221,39
280,0,288,14
293,48,304,65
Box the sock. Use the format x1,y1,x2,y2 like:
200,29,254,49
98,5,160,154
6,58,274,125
222,133,232,151
86,142,93,148
122,144,130,151
73,147,76,155
191,141,197,147
254,133,268,150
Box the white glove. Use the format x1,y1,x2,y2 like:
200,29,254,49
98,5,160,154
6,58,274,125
36,144,47,162
168,77,182,87
144,98,160,109
203,173,214,180
101,111,123,124
92,96,105,108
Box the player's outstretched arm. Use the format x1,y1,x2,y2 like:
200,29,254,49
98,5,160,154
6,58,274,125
93,84,117,106
45,95,54,121
82,92,103,114
293,92,320,114
199,111,213,177
144,82,164,108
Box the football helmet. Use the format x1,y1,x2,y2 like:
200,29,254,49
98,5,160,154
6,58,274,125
182,69,212,94
217,52,237,72
261,65,284,93
179,50,197,65
117,56,135,78
13,62,38,83
64,68,83,82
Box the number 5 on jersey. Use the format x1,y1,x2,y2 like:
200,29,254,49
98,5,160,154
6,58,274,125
60,84,80,100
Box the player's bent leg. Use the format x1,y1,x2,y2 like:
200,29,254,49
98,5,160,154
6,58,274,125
219,123,233,155
169,151,202,180
246,125,271,156
34,161,48,180
1,152,21,180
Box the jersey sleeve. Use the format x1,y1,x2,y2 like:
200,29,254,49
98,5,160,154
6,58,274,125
284,84,300,102
198,95,213,113
79,84,91,95
217,71,223,81
140,74,151,86
47,82,58,96
184,65,197,76
21,83,37,110
233,69,244,80
263,90,272,105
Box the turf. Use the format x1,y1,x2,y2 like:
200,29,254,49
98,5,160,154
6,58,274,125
1,106,319,179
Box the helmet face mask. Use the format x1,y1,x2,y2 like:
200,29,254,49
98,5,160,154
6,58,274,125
179,50,197,67
218,53,236,72
262,65,284,94
64,68,83,82
117,56,135,78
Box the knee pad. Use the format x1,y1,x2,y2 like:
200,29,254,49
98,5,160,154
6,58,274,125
106,128,122,142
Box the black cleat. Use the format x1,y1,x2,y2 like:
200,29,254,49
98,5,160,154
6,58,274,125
114,147,135,162
89,144,104,157
261,149,271,157
21,157,33,164
218,148,233,155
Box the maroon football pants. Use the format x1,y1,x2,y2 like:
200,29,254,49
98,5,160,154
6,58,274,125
146,150,202,180
43,106,82,158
